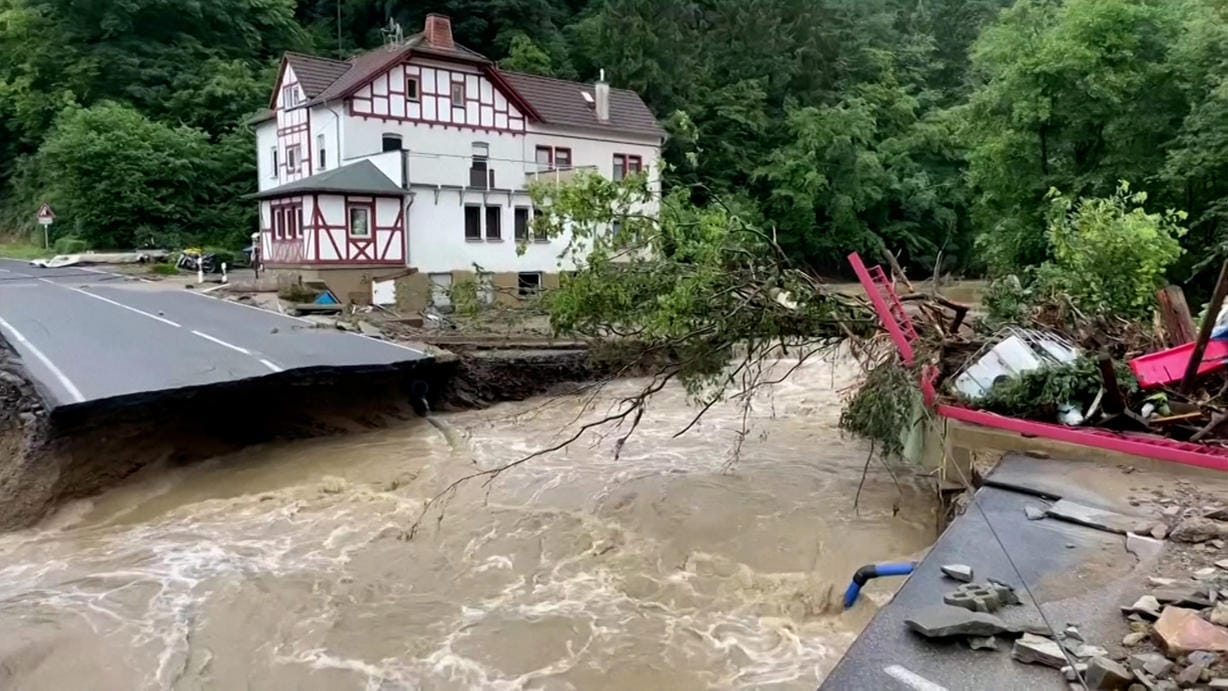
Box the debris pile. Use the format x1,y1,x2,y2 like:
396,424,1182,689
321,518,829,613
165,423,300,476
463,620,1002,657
906,556,1228,689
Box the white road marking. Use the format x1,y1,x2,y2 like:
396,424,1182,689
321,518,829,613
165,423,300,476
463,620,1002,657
0,315,86,403
0,268,9,272
190,330,282,373
44,281,182,328
190,330,251,354
883,665,949,691
184,290,314,324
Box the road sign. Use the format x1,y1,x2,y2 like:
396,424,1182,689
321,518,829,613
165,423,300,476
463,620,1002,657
36,203,55,226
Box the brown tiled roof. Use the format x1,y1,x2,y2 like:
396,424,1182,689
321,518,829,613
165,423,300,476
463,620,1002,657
499,71,662,137
272,39,660,137
285,52,351,98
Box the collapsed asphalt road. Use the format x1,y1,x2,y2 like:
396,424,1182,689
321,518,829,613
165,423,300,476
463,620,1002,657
0,258,429,409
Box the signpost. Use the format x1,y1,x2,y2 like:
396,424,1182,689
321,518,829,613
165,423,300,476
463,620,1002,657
36,203,55,250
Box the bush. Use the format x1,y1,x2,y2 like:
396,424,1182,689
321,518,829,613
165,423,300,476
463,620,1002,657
204,247,238,269
1038,182,1186,320
148,263,179,275
52,236,88,254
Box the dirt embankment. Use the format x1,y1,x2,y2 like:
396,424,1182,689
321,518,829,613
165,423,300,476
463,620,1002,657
0,340,651,531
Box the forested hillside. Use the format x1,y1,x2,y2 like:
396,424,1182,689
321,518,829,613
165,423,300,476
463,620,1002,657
2,0,1227,280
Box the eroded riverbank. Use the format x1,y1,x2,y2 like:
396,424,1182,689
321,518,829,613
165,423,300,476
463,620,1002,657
0,354,938,689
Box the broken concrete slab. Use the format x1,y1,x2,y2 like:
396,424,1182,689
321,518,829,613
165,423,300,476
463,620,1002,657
1011,633,1069,669
1025,505,1046,520
1086,656,1134,690
1062,663,1089,681
904,606,1018,638
1123,595,1164,619
988,578,1023,606
944,583,1003,612
1153,606,1228,655
1128,653,1173,679
1047,499,1143,534
1064,625,1084,641
1126,532,1164,560
941,563,974,583
1149,577,1177,587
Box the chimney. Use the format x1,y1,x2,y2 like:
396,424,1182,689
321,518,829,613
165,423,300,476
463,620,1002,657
424,13,454,50
595,69,610,123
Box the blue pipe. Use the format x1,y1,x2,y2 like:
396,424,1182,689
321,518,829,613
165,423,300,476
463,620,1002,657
843,561,917,609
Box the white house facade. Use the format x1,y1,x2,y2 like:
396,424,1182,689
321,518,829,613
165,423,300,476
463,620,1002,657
250,13,663,308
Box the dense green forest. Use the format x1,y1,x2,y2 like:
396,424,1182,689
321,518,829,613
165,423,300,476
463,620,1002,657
2,0,1227,280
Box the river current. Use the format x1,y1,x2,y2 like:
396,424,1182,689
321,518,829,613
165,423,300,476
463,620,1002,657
0,355,936,689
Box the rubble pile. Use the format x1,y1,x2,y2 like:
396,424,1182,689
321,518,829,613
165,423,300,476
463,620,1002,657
906,556,1228,689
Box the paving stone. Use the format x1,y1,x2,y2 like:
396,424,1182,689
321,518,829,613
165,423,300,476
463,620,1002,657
1151,586,1213,609
904,606,1017,638
1012,633,1069,669
940,563,974,583
1212,603,1228,627
1048,499,1142,534
1123,595,1164,619
944,583,1003,613
966,635,998,651
1128,653,1174,679
1025,505,1046,520
1086,656,1135,690
1153,606,1228,655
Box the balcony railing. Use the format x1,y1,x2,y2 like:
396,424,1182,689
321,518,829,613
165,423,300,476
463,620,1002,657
524,165,599,186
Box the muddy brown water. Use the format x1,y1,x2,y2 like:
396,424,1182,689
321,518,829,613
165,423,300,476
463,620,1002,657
0,356,937,690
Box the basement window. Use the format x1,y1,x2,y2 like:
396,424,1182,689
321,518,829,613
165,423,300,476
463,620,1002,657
517,272,542,297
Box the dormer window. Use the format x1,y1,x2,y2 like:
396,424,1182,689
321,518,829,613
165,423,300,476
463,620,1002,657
406,76,420,102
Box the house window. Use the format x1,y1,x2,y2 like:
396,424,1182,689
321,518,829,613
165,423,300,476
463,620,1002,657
555,148,572,169
533,208,548,242
451,81,465,104
270,147,278,178
348,204,371,237
317,134,326,170
613,154,643,181
485,206,502,240
273,208,283,239
429,273,453,310
464,205,482,240
517,272,542,297
282,85,299,107
406,76,420,102
382,134,403,152
514,207,530,241
470,142,490,189
286,145,301,173
535,146,553,171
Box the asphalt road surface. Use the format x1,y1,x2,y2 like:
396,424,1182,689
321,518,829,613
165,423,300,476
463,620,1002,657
0,258,429,409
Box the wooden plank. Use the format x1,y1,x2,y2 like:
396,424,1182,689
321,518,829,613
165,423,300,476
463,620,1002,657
1158,285,1197,346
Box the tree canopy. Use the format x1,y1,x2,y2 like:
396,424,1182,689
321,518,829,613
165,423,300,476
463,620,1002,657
1,0,1227,279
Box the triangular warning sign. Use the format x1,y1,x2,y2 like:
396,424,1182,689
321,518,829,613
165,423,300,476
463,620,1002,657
36,203,55,220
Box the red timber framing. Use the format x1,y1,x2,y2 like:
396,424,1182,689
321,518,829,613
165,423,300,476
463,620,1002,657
291,193,404,266
349,61,529,134
263,197,306,264
274,66,313,185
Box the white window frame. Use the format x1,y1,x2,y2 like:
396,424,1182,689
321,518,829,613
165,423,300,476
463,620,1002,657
347,204,371,238
406,76,420,102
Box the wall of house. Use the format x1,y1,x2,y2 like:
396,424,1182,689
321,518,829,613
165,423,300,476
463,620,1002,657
259,193,404,267
255,121,278,192
350,59,526,133
274,65,312,186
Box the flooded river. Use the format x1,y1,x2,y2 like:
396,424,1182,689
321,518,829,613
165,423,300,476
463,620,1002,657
0,356,936,690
